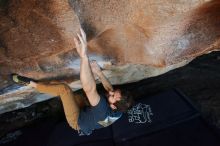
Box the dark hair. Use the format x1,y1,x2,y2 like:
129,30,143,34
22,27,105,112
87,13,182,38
113,89,134,112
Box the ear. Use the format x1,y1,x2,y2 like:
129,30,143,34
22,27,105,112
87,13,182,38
110,104,117,110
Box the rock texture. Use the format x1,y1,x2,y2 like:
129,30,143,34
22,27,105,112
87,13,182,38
0,0,80,77
0,0,220,114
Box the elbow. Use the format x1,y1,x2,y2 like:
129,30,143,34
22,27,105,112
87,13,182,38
83,83,97,93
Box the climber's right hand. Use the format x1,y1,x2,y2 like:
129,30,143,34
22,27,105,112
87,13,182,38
74,28,88,58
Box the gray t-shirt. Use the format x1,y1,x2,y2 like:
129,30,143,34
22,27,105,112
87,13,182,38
78,95,122,135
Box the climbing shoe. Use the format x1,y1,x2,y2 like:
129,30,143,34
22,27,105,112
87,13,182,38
11,74,36,86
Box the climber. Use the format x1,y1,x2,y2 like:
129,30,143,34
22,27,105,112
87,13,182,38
12,28,134,135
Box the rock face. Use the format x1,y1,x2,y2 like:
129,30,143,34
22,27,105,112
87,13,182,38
0,0,80,78
0,0,220,114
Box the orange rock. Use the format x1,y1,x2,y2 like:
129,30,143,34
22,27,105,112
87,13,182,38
0,0,220,114
0,0,219,79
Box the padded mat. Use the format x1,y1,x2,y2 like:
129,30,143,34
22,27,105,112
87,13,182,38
112,89,199,141
115,118,220,146
2,89,220,146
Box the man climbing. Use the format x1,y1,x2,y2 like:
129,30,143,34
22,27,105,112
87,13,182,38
12,28,134,135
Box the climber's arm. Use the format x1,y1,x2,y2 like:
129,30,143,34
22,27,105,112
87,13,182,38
90,60,114,92
74,29,100,106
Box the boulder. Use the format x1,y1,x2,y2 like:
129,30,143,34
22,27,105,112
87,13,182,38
0,0,219,114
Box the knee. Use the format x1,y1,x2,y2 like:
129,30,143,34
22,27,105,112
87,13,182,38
69,123,79,130
58,83,72,92
67,119,79,130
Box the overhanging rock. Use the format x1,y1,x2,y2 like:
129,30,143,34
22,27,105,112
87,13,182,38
0,0,219,114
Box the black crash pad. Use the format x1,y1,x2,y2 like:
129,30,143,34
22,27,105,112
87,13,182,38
112,89,199,142
1,89,220,146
